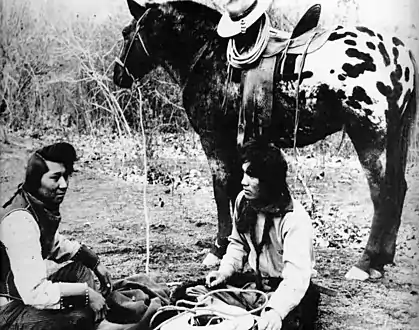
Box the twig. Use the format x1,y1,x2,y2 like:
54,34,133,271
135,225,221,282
297,169,314,214
136,84,150,275
153,89,185,111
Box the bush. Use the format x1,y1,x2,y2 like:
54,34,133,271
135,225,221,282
0,0,189,135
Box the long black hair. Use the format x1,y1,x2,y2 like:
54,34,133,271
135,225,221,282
22,142,78,196
237,139,292,233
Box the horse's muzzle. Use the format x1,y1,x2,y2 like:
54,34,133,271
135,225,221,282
113,59,134,88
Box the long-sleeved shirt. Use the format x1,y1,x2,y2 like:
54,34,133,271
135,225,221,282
0,210,84,309
218,191,315,320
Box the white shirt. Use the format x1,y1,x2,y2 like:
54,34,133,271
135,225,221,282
219,191,315,319
0,210,81,309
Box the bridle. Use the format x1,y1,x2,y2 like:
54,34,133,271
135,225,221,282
114,8,210,90
114,9,151,83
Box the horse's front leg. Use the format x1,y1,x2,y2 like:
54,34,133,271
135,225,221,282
199,134,242,267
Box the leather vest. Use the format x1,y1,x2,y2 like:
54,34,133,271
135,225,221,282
0,191,61,299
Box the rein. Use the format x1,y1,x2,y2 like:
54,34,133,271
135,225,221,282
114,9,151,82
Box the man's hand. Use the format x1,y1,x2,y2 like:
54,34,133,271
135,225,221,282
257,309,283,330
94,262,113,297
88,287,108,323
205,271,228,288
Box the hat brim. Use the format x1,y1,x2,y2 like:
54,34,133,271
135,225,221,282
217,0,273,38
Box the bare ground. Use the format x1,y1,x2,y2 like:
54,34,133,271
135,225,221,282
0,133,418,330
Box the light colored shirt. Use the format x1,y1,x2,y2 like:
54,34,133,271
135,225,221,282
0,210,82,309
218,191,315,320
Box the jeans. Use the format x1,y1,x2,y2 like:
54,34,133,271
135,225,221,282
0,262,96,330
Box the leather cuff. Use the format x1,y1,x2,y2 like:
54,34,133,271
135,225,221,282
60,288,89,309
72,245,100,270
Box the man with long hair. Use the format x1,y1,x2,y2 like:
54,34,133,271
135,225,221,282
205,139,318,330
0,142,112,329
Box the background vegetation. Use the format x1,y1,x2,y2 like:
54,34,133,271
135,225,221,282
0,0,418,158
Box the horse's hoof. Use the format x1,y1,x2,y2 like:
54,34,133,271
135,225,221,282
344,266,369,281
202,253,221,267
369,268,383,279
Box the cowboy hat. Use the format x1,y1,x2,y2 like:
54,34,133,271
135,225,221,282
217,0,273,38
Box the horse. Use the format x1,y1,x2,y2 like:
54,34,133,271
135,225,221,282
113,0,418,280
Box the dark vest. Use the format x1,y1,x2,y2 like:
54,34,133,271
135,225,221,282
0,190,61,299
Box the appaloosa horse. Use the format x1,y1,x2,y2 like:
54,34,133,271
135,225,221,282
113,0,418,280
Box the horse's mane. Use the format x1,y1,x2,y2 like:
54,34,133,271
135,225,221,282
149,1,221,35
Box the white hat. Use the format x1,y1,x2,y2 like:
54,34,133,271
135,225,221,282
217,0,273,38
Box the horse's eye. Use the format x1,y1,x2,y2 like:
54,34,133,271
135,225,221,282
122,27,129,37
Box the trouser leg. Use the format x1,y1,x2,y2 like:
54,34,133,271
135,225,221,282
0,262,96,330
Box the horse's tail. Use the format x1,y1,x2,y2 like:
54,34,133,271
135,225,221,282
405,50,419,163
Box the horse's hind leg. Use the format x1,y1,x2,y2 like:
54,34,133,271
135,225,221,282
343,129,387,280
345,91,415,280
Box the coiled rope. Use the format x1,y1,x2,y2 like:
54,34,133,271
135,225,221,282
226,13,271,69
150,288,269,330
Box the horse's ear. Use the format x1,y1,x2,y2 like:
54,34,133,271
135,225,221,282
127,0,145,19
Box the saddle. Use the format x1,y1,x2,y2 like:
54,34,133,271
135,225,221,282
237,4,333,146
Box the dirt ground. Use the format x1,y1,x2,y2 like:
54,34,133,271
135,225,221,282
0,133,418,329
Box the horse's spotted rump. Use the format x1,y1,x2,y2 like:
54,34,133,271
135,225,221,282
342,48,376,78
356,26,376,37
295,24,415,127
377,34,383,41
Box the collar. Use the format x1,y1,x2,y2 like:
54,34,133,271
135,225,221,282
248,197,293,216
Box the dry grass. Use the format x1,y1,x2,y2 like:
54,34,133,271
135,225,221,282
0,0,132,133
0,0,418,159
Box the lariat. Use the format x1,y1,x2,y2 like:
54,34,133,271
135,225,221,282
226,13,271,69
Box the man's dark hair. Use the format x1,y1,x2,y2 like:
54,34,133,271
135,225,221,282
240,139,291,208
23,142,78,195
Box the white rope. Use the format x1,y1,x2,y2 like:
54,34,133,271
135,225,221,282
198,288,269,315
226,13,271,69
150,287,268,329
136,85,150,275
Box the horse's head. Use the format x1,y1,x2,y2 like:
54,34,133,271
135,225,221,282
113,0,222,89
113,0,156,88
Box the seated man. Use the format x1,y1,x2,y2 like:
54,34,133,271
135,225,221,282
205,139,318,330
0,142,112,330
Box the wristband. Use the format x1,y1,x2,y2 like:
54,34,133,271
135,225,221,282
72,245,100,270
60,288,89,309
